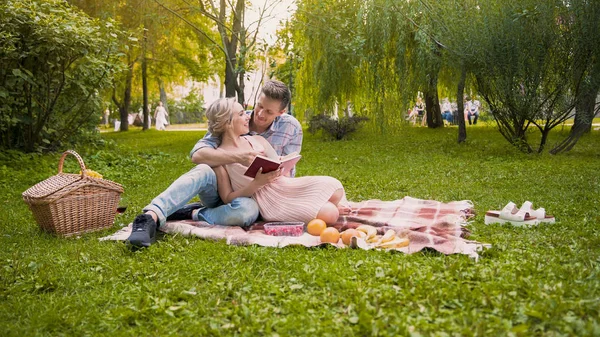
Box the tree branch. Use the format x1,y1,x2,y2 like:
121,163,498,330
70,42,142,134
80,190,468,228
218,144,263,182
152,0,236,73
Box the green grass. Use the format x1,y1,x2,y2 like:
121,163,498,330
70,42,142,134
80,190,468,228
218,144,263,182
1,125,599,336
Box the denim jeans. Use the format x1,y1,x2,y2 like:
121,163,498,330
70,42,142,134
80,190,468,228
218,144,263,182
143,164,259,227
468,112,479,125
442,111,453,123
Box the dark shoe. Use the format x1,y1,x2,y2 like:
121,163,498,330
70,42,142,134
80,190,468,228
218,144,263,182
126,214,157,248
166,202,204,221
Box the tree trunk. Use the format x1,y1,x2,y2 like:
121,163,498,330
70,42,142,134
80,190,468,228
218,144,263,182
572,86,598,133
219,0,244,100
457,66,467,143
142,31,149,130
424,73,444,128
237,70,245,104
119,56,134,132
224,56,237,98
159,79,168,112
550,87,598,154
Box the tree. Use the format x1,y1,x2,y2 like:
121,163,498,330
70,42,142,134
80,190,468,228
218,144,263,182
154,0,280,105
471,0,594,153
291,0,448,130
0,0,123,152
71,0,215,131
550,0,600,154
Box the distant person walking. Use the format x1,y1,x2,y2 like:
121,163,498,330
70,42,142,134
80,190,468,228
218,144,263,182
103,108,110,127
154,101,169,131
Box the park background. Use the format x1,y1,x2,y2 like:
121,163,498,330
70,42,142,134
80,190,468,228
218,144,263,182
1,0,600,335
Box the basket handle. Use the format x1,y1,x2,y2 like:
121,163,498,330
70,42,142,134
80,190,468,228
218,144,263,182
58,150,87,177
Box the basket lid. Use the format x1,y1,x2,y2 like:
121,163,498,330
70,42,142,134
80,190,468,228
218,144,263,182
22,150,124,201
22,173,84,199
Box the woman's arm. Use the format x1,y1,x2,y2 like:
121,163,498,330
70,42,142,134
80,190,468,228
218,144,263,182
214,165,281,204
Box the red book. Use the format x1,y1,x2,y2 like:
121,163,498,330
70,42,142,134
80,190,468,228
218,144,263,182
244,152,302,178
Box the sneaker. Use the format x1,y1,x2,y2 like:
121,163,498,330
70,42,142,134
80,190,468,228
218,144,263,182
166,202,205,221
126,214,157,248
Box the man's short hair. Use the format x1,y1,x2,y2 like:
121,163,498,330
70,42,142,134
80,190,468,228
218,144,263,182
262,80,291,111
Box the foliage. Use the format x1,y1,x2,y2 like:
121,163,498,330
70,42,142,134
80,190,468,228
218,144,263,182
168,88,206,124
308,115,369,140
1,127,599,335
292,0,447,130
291,0,599,152
470,0,591,153
0,0,124,152
70,0,216,131
153,0,277,105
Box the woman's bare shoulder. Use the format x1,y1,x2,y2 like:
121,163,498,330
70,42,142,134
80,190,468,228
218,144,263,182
251,135,268,144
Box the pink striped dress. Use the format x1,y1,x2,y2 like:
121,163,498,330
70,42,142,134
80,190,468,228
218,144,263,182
225,136,344,223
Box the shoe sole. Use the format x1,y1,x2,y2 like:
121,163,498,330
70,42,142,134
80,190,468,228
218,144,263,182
125,235,156,248
485,211,555,225
484,215,539,227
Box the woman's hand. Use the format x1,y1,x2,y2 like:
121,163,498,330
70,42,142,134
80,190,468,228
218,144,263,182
253,167,281,188
238,150,265,166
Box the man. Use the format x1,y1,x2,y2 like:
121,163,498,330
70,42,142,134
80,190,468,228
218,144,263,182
466,96,480,125
441,98,453,125
126,80,303,247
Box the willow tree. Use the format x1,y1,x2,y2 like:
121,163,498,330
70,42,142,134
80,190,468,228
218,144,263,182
471,0,595,153
550,0,600,154
292,0,451,130
292,0,365,122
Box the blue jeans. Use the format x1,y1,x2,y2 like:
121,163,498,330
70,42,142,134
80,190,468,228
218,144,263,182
468,111,479,125
442,111,453,123
143,164,259,227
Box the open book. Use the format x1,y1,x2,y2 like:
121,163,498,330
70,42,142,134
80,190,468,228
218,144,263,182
244,152,302,178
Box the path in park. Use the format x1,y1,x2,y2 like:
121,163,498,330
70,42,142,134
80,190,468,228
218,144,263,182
100,123,207,133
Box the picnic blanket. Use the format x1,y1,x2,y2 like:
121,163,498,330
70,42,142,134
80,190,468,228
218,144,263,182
100,196,490,259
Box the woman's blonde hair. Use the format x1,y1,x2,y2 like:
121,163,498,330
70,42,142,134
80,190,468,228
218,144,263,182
206,97,237,137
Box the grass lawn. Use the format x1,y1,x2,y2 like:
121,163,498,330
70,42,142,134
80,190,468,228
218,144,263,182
1,125,599,336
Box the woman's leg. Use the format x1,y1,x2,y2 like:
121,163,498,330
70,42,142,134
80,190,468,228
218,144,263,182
316,201,340,225
328,188,345,205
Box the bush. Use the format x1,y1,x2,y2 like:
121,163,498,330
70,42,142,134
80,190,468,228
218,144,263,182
308,114,369,140
0,0,124,152
168,88,206,124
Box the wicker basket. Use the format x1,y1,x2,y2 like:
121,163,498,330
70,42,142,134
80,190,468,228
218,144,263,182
22,150,124,236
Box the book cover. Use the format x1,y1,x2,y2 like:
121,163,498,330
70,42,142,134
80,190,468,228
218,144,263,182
244,153,301,178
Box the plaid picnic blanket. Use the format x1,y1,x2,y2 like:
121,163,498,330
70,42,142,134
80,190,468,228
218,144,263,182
100,197,489,259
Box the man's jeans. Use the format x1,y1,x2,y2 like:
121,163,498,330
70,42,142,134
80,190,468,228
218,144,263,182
468,112,479,125
143,164,259,227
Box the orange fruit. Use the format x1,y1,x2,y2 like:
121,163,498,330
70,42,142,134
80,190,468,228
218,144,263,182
320,227,340,244
307,219,327,236
341,228,359,245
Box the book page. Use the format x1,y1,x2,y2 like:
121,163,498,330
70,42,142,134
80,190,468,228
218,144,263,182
279,154,301,176
280,152,299,161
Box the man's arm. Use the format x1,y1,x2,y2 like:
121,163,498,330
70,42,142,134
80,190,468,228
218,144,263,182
190,132,263,167
192,147,261,167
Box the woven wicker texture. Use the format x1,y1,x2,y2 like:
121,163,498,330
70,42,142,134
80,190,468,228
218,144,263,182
22,150,124,236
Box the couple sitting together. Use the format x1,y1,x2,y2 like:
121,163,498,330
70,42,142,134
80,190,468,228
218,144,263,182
127,80,347,247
